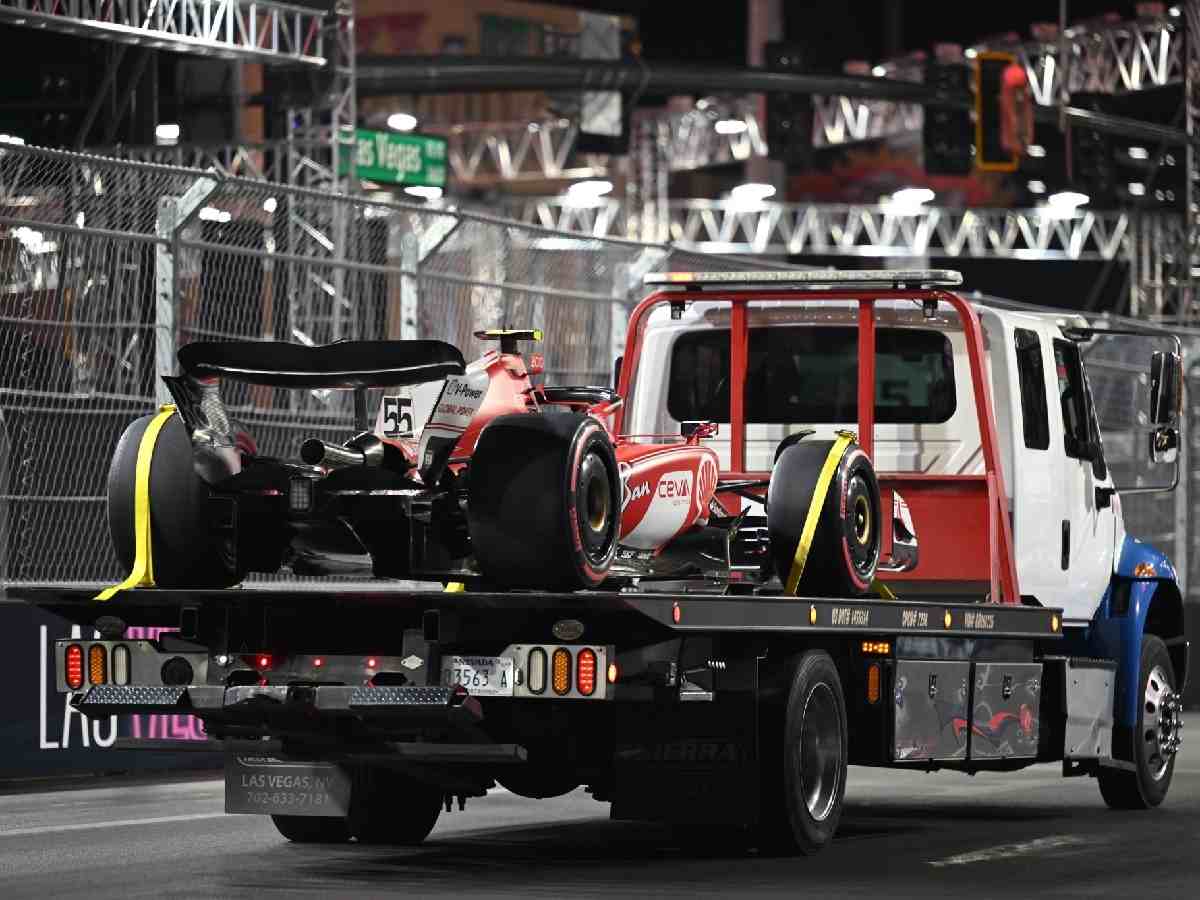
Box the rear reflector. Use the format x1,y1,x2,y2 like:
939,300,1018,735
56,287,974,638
867,663,881,705
527,648,547,694
65,644,84,690
112,644,131,686
576,648,597,696
552,648,571,695
88,644,107,685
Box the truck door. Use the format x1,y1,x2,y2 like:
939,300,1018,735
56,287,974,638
1008,326,1065,605
1052,338,1117,621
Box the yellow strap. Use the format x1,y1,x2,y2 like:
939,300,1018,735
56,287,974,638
785,431,855,595
872,579,897,600
443,582,466,593
95,405,176,601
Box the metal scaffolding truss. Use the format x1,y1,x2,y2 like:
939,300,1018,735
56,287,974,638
813,13,1183,148
426,98,767,185
1008,15,1183,105
93,142,286,181
428,120,609,184
506,196,1153,263
0,0,329,65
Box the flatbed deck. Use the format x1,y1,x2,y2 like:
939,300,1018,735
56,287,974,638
10,586,1064,641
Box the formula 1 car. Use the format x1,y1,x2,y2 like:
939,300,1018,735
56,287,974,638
105,330,904,594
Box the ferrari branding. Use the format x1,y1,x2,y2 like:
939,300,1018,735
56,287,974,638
963,611,996,630
901,609,929,628
831,607,870,627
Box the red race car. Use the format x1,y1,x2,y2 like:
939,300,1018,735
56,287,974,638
105,329,893,594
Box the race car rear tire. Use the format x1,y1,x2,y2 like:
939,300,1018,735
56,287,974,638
767,439,880,596
271,814,353,844
106,413,242,588
468,412,619,590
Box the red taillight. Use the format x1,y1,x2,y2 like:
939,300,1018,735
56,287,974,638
367,657,378,669
313,657,324,668
257,654,272,670
576,648,597,696
65,644,84,690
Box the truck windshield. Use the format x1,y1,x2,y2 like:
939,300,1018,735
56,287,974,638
667,326,956,424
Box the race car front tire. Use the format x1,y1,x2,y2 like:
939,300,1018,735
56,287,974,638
467,412,620,590
767,439,881,596
106,413,243,588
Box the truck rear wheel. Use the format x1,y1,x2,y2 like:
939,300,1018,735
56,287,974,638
270,814,352,844
350,769,443,845
107,413,242,588
759,650,848,854
468,412,619,590
1098,634,1180,809
768,440,881,596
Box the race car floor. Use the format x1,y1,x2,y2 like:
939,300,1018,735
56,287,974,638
1,742,1197,898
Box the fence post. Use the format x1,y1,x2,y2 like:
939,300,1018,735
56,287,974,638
154,175,218,406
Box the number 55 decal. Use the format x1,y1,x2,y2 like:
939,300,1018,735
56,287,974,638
378,395,413,437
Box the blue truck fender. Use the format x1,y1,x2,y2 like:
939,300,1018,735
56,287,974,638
1085,536,1188,735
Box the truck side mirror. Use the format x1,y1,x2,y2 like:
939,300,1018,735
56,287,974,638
1150,350,1182,426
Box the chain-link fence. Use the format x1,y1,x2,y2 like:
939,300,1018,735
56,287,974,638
0,143,793,587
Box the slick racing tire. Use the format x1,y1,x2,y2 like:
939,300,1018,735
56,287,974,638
350,769,442,845
758,650,849,855
468,412,620,590
1098,634,1180,810
767,439,881,596
107,413,242,588
271,814,353,844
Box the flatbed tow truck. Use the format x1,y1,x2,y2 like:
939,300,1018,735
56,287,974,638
10,269,1188,854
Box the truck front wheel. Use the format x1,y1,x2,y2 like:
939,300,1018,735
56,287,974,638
1098,634,1181,809
759,650,848,854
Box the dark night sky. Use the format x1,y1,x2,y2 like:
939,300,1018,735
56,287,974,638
542,1,1146,67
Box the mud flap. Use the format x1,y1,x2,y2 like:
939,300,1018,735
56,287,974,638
225,753,352,817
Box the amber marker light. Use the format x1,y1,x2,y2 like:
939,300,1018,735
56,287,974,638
552,648,572,695
607,661,619,684
88,644,108,685
944,610,953,629
861,640,891,656
867,663,881,704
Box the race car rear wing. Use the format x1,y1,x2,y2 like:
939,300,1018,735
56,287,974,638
177,339,465,390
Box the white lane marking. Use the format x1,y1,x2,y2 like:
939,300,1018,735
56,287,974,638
0,812,227,839
929,835,1090,867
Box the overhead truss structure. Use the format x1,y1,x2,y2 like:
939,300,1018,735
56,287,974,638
0,0,329,65
510,195,1151,262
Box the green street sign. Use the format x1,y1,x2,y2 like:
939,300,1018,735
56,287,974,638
340,129,448,188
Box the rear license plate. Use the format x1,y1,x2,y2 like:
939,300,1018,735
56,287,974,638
225,754,351,817
440,655,515,696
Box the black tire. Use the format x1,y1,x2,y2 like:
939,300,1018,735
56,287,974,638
1098,634,1180,809
496,766,580,799
271,814,353,844
468,412,619,590
767,440,881,596
350,769,442,845
106,413,242,588
758,650,849,855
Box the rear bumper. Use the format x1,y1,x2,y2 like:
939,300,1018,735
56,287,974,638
71,683,482,729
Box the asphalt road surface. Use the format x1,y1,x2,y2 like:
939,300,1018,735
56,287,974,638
2,744,1197,899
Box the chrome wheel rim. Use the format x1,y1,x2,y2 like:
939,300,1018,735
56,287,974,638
798,683,841,822
1144,663,1181,781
